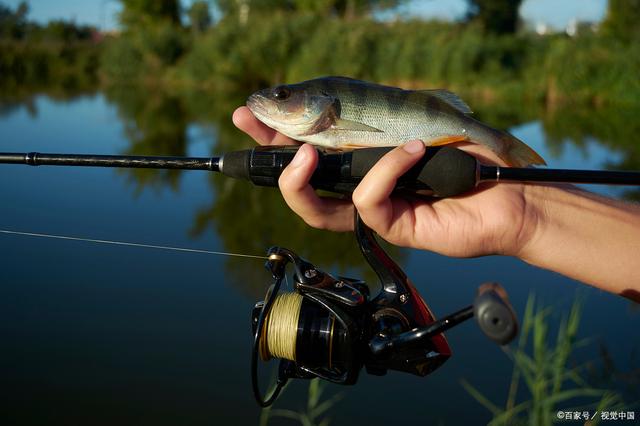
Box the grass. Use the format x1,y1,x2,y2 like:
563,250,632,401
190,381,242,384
461,295,629,426
259,379,344,426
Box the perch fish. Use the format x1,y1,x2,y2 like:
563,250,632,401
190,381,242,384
247,76,545,167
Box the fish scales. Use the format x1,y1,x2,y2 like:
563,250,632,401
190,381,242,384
247,76,545,167
308,78,465,145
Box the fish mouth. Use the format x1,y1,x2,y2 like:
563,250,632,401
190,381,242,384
246,89,313,136
246,92,274,120
246,91,299,134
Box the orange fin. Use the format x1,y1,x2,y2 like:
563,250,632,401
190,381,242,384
339,143,371,149
427,135,469,146
501,134,547,167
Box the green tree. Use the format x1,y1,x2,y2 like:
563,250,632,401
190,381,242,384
119,0,181,28
602,0,640,42
214,0,402,20
188,1,211,33
466,0,522,34
313,0,404,19
0,1,30,39
43,20,94,41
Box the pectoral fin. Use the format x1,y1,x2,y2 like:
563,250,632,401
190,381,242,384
332,118,383,133
428,135,470,146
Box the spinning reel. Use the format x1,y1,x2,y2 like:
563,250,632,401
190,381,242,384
251,214,519,406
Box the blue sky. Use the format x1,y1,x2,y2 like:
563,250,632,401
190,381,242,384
4,0,608,31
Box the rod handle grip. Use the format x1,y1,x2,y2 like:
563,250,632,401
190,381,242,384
349,146,478,197
221,145,478,197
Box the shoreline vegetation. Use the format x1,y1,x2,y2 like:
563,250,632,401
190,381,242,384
1,1,639,109
102,14,639,108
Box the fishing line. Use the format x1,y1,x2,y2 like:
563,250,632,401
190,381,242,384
262,292,304,362
0,229,267,260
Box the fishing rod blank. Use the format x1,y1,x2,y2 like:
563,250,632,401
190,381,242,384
0,152,220,171
1,146,640,197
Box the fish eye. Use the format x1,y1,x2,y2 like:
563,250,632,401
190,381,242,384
273,86,291,101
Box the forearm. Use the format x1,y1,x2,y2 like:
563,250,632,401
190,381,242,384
518,185,640,300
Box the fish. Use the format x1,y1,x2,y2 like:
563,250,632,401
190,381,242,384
246,76,545,167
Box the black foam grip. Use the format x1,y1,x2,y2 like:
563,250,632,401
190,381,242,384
350,147,396,177
351,146,478,197
417,147,478,197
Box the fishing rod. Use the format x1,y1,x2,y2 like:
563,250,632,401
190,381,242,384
2,145,638,407
2,146,640,197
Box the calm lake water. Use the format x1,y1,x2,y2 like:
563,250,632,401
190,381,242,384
0,91,638,425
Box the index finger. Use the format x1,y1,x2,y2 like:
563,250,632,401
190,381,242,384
232,106,299,146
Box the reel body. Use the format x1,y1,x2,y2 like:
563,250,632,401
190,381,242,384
251,214,518,407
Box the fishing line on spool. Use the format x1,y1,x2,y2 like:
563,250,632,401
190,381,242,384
257,288,342,371
261,292,303,361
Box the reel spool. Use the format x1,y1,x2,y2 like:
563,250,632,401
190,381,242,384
251,249,363,406
259,291,352,371
259,292,304,363
251,215,519,407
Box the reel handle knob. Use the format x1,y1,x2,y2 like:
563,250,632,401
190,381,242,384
473,283,518,345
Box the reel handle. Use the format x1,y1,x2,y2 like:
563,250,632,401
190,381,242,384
369,283,518,357
473,283,518,345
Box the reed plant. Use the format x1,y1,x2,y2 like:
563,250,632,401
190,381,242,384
259,379,343,426
461,295,627,426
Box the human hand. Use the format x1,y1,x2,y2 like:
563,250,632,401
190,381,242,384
233,106,540,258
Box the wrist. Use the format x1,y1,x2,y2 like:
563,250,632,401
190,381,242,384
510,183,640,295
508,183,553,261
513,183,587,263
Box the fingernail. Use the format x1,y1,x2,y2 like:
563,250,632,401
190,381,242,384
290,144,307,167
403,140,424,154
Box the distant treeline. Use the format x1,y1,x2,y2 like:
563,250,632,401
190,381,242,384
101,0,640,106
0,2,101,94
173,15,638,106
2,0,640,107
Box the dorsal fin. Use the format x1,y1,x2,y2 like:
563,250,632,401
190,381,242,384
419,89,473,114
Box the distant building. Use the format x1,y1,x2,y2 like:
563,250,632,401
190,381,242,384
535,22,549,35
565,18,598,37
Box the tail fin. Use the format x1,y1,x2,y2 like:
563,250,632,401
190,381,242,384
500,133,546,167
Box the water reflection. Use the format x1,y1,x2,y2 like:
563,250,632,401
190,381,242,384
103,86,189,191
588,342,640,402
541,106,640,199
0,85,99,119
196,178,383,298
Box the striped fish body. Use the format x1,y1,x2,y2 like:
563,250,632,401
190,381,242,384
247,76,545,167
